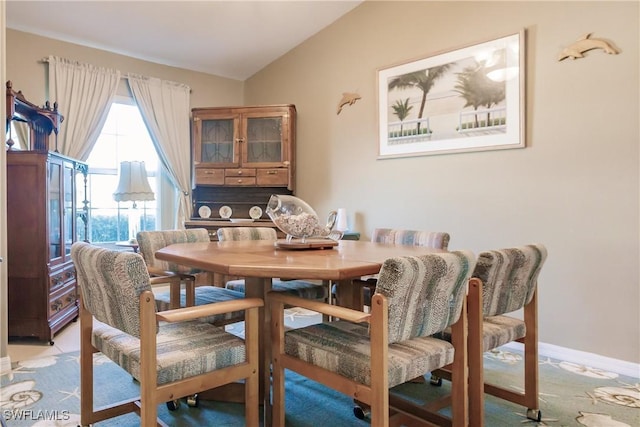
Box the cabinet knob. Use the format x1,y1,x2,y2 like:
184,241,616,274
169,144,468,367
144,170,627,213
283,161,290,166
237,179,243,183
237,170,243,175
236,138,244,143
267,170,277,175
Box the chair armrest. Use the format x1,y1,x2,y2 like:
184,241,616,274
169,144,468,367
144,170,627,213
156,297,264,323
149,274,181,285
147,266,175,277
146,266,196,280
269,291,370,323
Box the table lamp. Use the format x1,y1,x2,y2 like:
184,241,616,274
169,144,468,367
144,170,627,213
113,161,155,243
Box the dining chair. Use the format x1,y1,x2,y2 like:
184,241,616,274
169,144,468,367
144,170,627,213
270,251,476,427
217,227,328,301
137,229,245,326
71,242,262,426
432,244,548,425
333,228,451,309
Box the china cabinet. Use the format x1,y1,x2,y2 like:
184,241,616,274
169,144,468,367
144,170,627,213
190,104,296,232
5,81,88,343
192,104,295,190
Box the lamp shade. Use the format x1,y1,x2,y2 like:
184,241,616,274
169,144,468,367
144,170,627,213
113,161,155,203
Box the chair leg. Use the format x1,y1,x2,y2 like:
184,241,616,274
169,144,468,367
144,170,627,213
79,305,94,427
467,278,485,426
140,293,159,426
523,292,540,418
245,306,260,426
184,277,196,307
271,300,286,427
450,298,469,427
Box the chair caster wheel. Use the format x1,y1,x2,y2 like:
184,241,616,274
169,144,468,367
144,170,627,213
353,404,370,420
186,393,199,407
526,408,541,422
429,375,442,386
166,399,180,411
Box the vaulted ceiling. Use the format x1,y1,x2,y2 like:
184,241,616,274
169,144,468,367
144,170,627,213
6,1,363,80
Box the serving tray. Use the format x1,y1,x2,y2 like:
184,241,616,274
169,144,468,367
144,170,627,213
274,239,339,250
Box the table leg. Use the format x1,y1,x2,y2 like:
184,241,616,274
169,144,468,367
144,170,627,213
334,279,363,310
244,276,273,425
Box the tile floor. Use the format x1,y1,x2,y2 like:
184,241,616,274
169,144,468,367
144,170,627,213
7,319,81,363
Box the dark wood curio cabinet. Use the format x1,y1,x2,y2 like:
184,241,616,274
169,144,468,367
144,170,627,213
5,81,89,344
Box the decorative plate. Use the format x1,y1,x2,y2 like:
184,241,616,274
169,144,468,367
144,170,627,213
219,205,232,219
249,206,263,220
198,205,212,218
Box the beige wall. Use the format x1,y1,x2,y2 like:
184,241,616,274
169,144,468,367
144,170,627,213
6,29,244,111
246,1,639,364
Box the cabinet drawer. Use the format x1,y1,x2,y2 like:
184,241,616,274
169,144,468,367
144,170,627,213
196,169,224,185
257,168,289,186
49,264,76,292
224,177,257,186
48,283,77,318
225,168,256,177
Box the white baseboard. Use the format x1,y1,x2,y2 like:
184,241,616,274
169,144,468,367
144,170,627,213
0,355,12,380
502,341,640,379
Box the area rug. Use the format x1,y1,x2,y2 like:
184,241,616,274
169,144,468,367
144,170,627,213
1,323,638,426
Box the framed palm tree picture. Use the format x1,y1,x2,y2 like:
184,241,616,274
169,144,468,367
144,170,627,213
377,30,525,158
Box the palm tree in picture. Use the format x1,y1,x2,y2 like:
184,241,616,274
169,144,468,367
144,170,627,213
391,98,413,137
454,61,506,129
388,64,451,133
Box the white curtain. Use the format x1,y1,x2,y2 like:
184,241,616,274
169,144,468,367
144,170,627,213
10,121,28,150
47,56,120,159
127,74,192,229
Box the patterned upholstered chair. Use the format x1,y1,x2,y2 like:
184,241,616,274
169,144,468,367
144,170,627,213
270,251,476,427
217,227,328,301
433,244,548,425
71,242,262,426
333,228,450,308
137,229,245,325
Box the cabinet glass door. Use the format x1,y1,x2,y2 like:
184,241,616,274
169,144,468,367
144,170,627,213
200,118,236,164
48,162,62,261
63,162,75,256
245,117,283,164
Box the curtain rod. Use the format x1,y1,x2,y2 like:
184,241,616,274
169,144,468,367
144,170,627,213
40,58,191,92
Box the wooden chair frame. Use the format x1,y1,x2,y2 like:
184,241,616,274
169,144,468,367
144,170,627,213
270,292,468,427
147,267,195,309
434,278,541,425
79,292,263,427
467,280,540,423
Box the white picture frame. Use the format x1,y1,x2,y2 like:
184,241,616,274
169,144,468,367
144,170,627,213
377,30,525,158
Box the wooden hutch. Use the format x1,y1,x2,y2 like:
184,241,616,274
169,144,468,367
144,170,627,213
186,105,296,241
5,81,88,344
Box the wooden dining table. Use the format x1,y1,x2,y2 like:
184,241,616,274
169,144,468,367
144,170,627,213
155,239,444,425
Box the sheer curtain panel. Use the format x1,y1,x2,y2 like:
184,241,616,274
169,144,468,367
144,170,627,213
128,74,192,229
46,56,120,160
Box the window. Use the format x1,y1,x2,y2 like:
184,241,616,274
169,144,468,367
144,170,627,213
85,102,159,242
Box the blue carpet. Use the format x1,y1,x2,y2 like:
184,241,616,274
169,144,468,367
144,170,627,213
1,346,638,426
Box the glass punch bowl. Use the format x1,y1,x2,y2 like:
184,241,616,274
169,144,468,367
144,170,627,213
266,195,342,242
